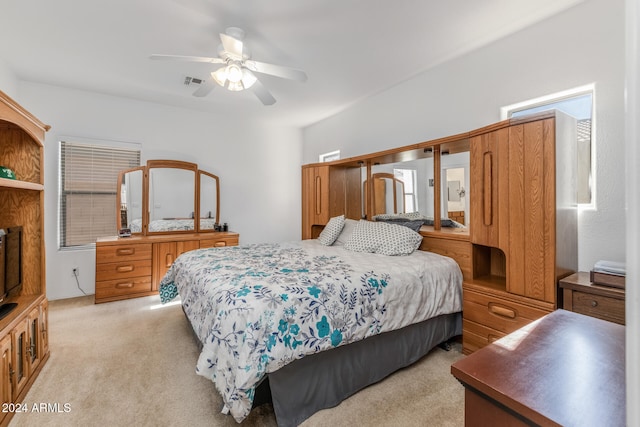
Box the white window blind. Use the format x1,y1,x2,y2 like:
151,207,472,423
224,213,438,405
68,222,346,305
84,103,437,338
59,141,140,248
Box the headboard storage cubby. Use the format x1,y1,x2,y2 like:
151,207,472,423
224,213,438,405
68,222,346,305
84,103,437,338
302,110,579,355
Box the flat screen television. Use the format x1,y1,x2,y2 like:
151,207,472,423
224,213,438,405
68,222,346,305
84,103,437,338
0,226,22,320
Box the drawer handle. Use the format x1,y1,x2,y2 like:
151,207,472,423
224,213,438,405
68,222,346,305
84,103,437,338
214,242,226,247
591,300,598,307
489,304,516,319
165,254,173,267
116,248,135,256
116,265,134,273
115,282,134,289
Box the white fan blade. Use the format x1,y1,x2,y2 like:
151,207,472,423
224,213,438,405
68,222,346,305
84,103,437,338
250,78,276,105
192,80,215,97
220,33,244,59
245,59,307,82
150,54,225,64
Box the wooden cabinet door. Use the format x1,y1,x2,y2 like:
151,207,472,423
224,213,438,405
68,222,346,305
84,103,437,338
27,308,41,375
40,299,49,357
0,334,12,410
507,119,556,303
153,240,199,289
302,166,330,239
11,320,29,399
470,127,509,251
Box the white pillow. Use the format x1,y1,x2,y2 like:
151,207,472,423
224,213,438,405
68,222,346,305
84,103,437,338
344,220,423,256
317,215,345,245
333,218,358,246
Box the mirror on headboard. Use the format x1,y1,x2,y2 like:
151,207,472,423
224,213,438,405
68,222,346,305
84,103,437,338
358,137,470,231
116,160,220,235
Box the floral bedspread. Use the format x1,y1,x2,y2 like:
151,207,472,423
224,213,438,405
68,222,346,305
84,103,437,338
159,240,462,422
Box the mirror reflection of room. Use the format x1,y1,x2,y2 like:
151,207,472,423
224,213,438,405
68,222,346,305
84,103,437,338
444,167,466,225
120,168,144,232
149,167,196,232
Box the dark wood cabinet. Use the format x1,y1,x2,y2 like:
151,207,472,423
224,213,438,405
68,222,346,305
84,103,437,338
559,271,625,325
451,310,625,427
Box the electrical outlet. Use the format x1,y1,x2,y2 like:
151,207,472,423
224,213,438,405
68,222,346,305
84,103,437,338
72,267,79,277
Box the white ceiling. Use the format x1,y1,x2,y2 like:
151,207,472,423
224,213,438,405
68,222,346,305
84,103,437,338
0,0,582,128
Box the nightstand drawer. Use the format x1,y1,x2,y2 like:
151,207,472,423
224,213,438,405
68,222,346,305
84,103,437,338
464,288,550,335
96,243,152,263
96,276,153,298
570,291,625,324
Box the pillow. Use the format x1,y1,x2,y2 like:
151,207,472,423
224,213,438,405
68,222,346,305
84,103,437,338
375,219,424,232
344,220,423,256
317,215,345,245
334,218,358,246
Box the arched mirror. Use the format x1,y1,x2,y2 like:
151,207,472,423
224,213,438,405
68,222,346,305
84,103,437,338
116,160,221,235
147,161,197,233
117,166,145,234
198,170,220,230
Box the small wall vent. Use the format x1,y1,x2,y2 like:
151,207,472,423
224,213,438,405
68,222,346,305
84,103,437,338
183,76,204,86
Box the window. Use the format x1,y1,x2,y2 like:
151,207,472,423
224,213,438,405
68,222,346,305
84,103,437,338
319,150,340,162
393,168,418,212
59,140,140,248
502,86,594,205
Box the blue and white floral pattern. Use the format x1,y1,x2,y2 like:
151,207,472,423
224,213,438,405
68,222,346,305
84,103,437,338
159,240,462,422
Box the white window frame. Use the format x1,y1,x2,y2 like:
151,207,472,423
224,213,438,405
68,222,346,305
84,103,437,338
393,168,418,213
58,138,141,250
319,150,340,163
501,84,595,208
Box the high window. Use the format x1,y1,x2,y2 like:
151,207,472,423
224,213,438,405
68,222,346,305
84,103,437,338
502,86,594,205
59,140,140,248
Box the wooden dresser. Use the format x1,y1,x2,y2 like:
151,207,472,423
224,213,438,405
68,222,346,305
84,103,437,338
95,232,239,303
451,310,625,427
559,271,625,325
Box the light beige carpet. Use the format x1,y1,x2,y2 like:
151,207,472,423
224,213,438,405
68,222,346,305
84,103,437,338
9,295,465,427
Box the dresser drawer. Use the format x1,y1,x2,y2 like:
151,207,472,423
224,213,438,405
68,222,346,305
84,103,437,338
200,237,238,248
95,259,152,281
96,243,152,263
569,291,625,325
463,288,550,335
96,276,153,298
462,319,507,355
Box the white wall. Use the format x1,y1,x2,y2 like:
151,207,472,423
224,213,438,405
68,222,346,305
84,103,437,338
0,59,17,98
303,0,625,273
14,82,302,300
625,0,639,423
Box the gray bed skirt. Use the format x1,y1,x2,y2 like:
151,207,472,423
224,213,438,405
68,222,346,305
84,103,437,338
261,312,462,427
183,306,461,427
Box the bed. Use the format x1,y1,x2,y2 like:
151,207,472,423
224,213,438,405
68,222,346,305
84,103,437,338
159,217,463,426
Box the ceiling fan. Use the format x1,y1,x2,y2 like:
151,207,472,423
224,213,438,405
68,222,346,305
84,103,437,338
150,27,307,105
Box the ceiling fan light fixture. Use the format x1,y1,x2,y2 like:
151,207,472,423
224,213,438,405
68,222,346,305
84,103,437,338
211,67,228,87
212,63,257,91
226,63,243,83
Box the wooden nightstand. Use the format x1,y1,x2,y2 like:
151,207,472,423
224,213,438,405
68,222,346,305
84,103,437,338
559,271,625,325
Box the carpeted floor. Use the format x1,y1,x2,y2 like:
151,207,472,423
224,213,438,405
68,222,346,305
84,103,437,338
9,295,465,427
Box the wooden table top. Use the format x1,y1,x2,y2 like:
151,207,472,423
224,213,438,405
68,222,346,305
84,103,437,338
451,309,625,427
